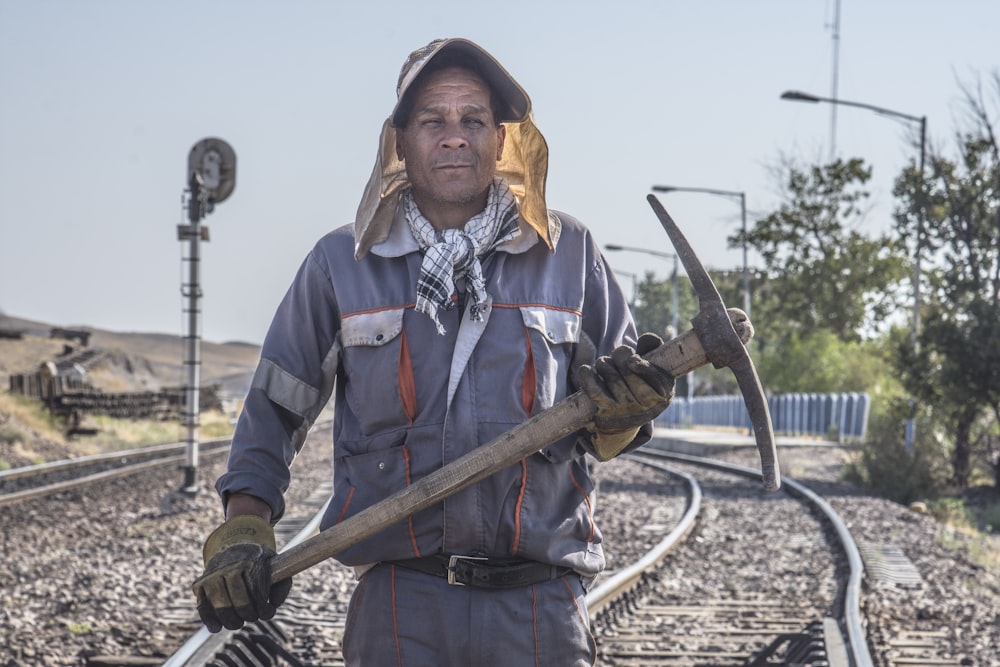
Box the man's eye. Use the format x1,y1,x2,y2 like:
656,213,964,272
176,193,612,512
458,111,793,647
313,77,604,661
464,118,486,128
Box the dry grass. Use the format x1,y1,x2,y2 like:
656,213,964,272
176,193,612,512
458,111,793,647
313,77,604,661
0,313,257,468
81,410,234,451
0,390,236,466
0,392,66,444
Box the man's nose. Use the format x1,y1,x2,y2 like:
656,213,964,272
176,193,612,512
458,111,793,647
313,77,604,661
440,126,469,149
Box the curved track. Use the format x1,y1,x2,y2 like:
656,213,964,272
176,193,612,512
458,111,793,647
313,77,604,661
6,428,982,665
591,449,868,666
161,450,874,667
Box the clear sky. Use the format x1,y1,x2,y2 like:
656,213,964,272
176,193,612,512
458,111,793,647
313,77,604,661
1,0,996,344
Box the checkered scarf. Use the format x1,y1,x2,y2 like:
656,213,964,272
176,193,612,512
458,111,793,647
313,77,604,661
405,179,521,335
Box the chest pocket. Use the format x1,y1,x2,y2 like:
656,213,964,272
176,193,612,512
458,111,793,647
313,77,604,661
518,306,581,414
340,307,416,432
518,305,591,463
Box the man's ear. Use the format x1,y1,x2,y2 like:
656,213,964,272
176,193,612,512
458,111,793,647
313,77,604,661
496,124,507,161
395,129,406,162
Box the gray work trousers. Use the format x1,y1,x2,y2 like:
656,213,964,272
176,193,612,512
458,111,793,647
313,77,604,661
342,563,597,666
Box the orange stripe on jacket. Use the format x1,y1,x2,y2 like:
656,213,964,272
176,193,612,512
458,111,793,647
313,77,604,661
568,466,596,542
511,459,528,555
521,327,536,417
399,329,417,423
391,565,403,667
334,486,356,525
403,444,421,557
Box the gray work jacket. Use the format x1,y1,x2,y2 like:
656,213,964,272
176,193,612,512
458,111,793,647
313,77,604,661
216,205,648,578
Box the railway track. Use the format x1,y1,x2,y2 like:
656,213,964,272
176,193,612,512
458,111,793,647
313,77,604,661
3,429,988,665
160,455,688,667
161,449,873,667
0,437,232,507
591,449,863,666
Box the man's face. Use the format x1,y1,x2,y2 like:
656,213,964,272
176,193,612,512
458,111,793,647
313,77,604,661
396,65,506,230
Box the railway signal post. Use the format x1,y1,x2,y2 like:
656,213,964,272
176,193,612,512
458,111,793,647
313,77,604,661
177,138,236,495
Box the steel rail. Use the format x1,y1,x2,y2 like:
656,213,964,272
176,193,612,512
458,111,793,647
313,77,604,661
0,436,232,482
0,439,231,507
164,453,684,666
161,494,333,667
586,457,701,616
643,447,873,667
0,440,204,482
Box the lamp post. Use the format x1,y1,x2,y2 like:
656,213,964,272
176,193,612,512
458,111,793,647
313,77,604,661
604,244,679,338
610,268,639,306
780,90,926,340
605,245,685,425
781,90,926,454
651,185,750,320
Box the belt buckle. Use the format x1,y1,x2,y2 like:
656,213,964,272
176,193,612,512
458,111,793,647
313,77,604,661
447,555,488,586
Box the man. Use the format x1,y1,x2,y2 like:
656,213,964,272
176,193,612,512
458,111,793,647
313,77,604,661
193,38,674,666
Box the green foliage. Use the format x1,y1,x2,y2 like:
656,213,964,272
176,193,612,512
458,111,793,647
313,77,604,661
0,423,25,446
843,402,944,504
982,504,1000,533
929,497,976,528
630,270,696,340
746,157,908,343
754,328,891,394
891,72,1000,488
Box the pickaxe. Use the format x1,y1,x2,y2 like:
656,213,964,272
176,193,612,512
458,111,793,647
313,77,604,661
269,195,778,582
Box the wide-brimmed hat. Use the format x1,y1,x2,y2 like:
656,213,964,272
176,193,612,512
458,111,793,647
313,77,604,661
354,38,558,258
392,38,530,126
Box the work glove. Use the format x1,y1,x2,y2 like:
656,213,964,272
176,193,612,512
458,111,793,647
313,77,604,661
578,333,674,461
192,514,292,632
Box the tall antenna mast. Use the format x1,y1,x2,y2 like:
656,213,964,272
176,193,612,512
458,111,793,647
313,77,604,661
828,0,842,161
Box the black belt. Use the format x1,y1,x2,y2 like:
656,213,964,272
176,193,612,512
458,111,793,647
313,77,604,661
385,554,572,589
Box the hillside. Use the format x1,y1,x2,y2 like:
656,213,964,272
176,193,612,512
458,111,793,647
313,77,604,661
0,314,261,398
0,314,262,467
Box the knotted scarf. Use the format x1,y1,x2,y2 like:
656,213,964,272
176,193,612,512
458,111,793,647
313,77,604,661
404,179,521,335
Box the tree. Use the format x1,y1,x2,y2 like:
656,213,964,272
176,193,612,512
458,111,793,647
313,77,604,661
630,269,746,396
743,158,909,343
752,328,893,395
630,271,690,341
893,72,1000,488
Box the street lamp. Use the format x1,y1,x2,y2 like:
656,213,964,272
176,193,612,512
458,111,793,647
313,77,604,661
781,89,926,453
780,89,926,339
604,244,679,338
610,268,639,306
651,185,750,319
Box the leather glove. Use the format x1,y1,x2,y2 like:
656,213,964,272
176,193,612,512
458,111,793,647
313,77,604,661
577,333,674,461
192,514,292,632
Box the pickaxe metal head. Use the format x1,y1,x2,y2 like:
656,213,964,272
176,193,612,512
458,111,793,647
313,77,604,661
647,194,780,491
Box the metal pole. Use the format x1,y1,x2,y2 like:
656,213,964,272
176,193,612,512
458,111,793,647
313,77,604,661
181,174,203,494
780,91,926,454
904,116,927,456
604,244,678,334
671,255,679,337
912,116,926,342
828,0,841,162
740,192,750,320
651,185,751,319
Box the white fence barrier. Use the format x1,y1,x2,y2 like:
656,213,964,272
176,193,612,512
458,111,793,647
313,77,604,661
656,392,870,442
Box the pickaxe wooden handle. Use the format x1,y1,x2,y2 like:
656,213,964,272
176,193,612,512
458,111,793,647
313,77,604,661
270,197,780,582
270,308,756,582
